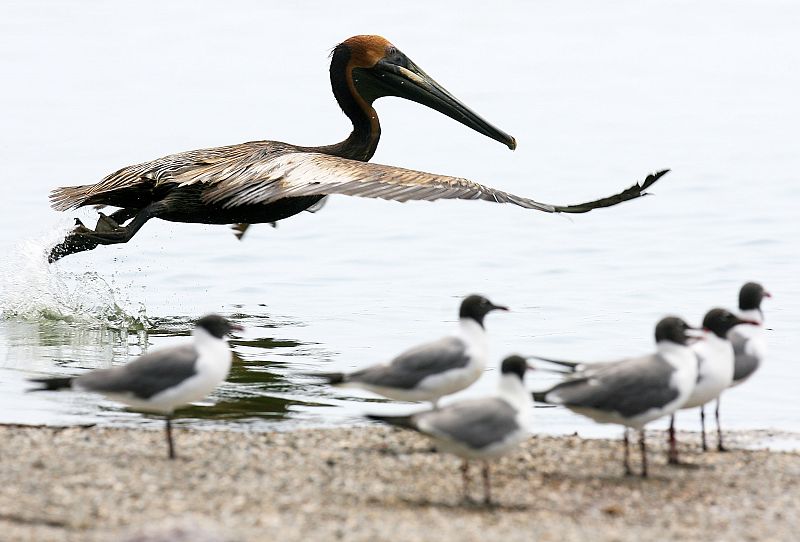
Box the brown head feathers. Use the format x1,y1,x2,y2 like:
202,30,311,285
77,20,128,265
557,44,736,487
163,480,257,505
339,35,393,68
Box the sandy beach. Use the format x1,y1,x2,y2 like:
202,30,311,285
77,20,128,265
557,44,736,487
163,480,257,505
0,424,797,541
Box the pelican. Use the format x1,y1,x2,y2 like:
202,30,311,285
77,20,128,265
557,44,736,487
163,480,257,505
48,35,667,262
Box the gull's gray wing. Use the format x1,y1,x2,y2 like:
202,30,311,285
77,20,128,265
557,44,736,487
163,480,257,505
415,397,520,450
546,354,679,418
693,348,706,384
76,344,199,399
348,336,469,390
729,331,760,382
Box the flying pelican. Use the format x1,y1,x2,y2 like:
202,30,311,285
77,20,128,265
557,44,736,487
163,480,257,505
48,35,668,262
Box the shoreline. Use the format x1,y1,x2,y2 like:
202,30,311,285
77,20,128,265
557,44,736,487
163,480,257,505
1,424,798,541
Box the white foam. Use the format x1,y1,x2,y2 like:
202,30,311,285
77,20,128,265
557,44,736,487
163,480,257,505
0,221,144,327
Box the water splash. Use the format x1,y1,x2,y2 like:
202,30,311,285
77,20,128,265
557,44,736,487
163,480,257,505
0,222,144,328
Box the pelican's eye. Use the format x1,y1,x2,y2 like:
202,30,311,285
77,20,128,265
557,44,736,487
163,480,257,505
385,46,408,67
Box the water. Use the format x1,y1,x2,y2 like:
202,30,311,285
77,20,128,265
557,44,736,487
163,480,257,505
1,1,798,438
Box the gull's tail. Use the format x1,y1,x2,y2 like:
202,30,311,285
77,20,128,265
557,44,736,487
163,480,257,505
529,355,582,371
302,372,347,385
28,376,74,392
366,414,417,430
532,391,549,403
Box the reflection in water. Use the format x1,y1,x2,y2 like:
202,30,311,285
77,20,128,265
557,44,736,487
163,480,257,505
0,308,350,429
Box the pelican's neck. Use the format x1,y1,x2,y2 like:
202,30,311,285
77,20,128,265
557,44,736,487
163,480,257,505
316,47,381,161
499,373,532,413
321,126,381,161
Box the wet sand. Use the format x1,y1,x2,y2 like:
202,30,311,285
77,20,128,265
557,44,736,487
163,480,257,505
0,424,797,541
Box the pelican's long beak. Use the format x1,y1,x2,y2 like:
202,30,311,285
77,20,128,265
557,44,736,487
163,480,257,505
362,56,517,150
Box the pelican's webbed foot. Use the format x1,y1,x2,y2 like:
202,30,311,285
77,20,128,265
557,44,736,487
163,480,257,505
48,218,101,262
48,206,157,263
95,212,123,233
49,227,130,262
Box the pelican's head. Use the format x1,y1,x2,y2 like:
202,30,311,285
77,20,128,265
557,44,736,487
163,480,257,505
333,35,517,150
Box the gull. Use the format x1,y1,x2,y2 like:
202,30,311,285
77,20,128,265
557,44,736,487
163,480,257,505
367,355,533,504
308,295,507,408
532,317,699,477
30,314,241,459
728,282,770,385
714,283,771,443
668,308,758,461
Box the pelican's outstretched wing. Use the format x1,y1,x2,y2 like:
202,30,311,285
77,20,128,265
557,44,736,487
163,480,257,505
51,143,667,215
195,152,667,214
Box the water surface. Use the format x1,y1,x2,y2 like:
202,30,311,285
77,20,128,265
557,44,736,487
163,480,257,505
1,0,798,437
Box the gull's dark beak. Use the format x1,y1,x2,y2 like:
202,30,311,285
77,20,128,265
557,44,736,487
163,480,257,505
229,323,245,335
685,326,705,343
737,318,761,326
764,291,773,298
356,54,517,150
490,303,510,312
